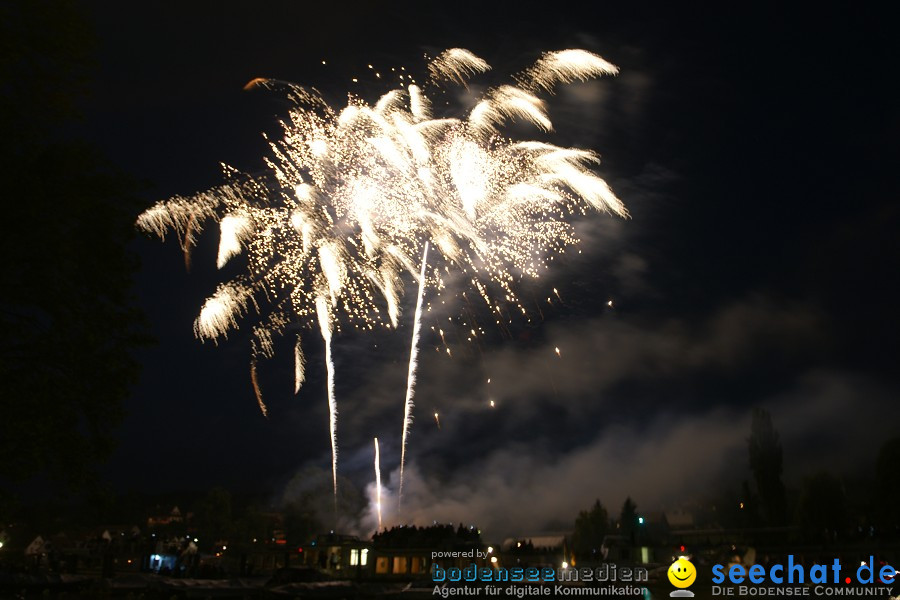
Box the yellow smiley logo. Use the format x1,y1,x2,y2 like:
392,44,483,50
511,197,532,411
667,557,696,588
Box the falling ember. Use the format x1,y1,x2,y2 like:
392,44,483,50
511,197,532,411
293,335,306,394
428,48,490,85
519,49,619,93
399,242,429,510
607,299,614,308
437,328,451,357
489,400,495,408
555,347,561,357
374,437,383,531
242,77,268,91
434,412,441,429
250,361,267,417
181,213,196,272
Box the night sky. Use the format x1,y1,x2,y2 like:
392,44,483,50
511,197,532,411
63,2,897,536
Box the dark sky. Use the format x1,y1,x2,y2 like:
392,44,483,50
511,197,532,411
70,1,897,536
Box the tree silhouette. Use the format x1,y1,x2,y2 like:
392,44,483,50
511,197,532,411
875,436,900,534
798,471,847,542
0,1,147,505
748,408,787,525
739,479,761,528
572,499,609,562
620,497,638,543
194,487,234,547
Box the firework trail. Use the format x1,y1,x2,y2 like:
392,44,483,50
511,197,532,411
399,241,429,510
374,437,383,531
293,335,306,393
136,48,626,507
250,361,266,417
316,297,338,514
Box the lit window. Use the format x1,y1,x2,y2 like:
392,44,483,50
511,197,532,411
350,549,359,566
376,557,389,574
361,549,368,566
393,556,407,573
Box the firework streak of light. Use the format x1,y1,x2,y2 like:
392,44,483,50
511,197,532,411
316,297,338,516
374,437,382,531
136,48,626,507
399,242,429,510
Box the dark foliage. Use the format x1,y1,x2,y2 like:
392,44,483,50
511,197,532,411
0,1,148,502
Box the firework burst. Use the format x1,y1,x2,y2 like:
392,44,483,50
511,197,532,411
137,47,626,505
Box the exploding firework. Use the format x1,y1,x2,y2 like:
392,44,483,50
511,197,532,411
136,47,626,505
